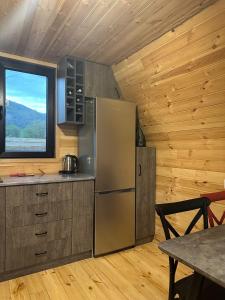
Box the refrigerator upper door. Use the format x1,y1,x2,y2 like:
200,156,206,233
95,98,136,192
95,190,135,256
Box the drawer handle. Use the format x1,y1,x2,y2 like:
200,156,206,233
36,192,48,197
35,231,48,237
138,164,142,176
35,251,47,257
35,212,48,217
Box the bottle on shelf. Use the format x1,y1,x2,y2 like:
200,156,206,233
67,62,74,70
67,88,74,97
76,86,83,94
76,105,83,113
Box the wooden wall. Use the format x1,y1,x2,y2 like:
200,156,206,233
0,52,77,176
113,0,225,237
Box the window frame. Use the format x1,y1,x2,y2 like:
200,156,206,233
0,57,55,158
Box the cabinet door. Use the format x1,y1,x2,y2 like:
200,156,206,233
72,181,94,255
136,147,156,244
0,188,5,273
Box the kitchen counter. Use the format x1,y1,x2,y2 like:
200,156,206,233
0,177,94,279
0,173,94,187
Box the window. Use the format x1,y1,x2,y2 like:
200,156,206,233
0,57,55,158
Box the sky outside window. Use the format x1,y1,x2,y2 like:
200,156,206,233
6,69,47,113
5,69,47,152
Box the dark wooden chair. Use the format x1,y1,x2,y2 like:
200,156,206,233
201,191,225,227
199,191,225,300
155,197,210,300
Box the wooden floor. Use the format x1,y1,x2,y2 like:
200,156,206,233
0,240,190,300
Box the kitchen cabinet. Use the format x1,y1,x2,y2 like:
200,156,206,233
85,60,120,99
58,57,120,126
57,56,85,125
136,147,156,245
72,181,94,254
0,179,94,278
0,188,5,273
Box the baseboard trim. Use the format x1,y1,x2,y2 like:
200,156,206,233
136,235,154,246
0,251,92,282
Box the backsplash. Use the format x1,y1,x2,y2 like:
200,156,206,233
0,126,77,176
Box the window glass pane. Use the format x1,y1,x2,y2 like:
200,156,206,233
5,69,47,152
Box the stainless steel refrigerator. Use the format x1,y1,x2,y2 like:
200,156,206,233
78,97,136,256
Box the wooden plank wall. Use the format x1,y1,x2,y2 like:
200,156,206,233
0,52,77,176
113,0,225,237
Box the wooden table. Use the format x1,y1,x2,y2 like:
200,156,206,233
159,224,225,289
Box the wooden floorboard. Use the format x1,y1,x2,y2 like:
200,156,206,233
0,240,191,300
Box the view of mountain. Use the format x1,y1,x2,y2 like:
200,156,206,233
6,100,46,128
6,100,46,139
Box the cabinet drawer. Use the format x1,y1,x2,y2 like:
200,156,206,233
6,219,72,248
6,185,49,207
6,183,73,228
6,199,73,228
6,237,72,271
6,183,72,206
7,202,48,228
6,220,72,271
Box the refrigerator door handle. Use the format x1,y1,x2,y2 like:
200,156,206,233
96,188,135,195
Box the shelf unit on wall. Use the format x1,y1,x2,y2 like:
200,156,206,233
57,56,85,125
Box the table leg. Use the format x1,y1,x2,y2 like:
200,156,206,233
186,272,204,300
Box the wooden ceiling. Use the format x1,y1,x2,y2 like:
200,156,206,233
0,0,217,65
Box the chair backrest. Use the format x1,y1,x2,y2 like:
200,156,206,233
156,197,210,299
201,191,225,227
155,197,210,240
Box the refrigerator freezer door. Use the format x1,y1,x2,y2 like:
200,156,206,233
95,98,136,192
94,190,135,256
